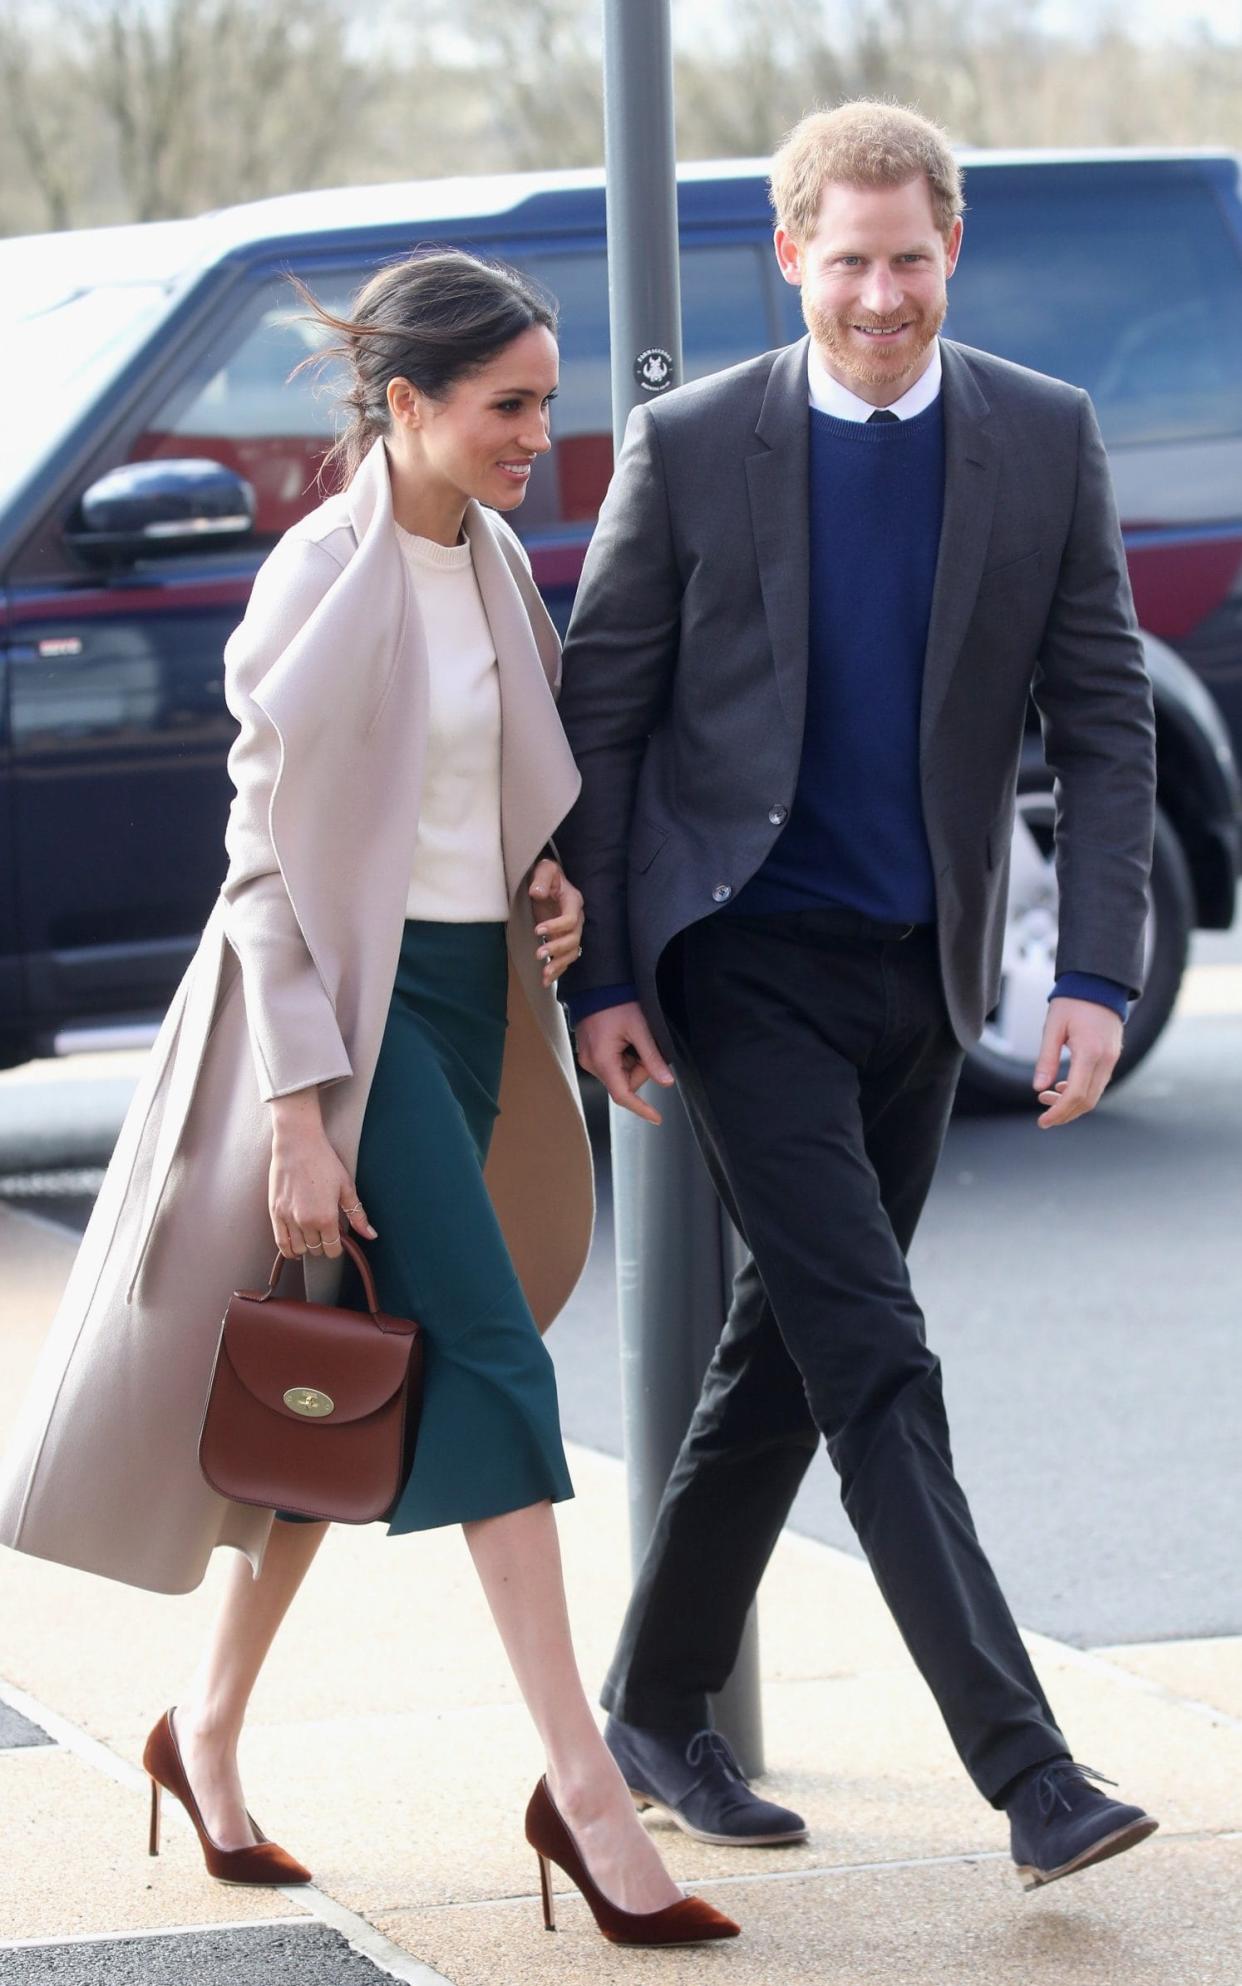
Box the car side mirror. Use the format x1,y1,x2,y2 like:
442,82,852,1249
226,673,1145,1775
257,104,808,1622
65,458,256,567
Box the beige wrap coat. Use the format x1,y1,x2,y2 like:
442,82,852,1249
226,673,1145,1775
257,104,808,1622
0,440,594,1596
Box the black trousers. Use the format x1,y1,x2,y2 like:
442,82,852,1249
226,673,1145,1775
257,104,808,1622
600,908,1068,1805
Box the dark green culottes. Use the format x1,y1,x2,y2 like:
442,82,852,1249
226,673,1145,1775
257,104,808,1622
276,920,573,1534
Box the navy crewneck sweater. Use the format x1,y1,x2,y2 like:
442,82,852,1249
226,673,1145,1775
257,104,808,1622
731,397,943,921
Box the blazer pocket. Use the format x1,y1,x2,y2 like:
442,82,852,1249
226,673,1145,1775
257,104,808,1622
977,549,1042,591
629,817,670,873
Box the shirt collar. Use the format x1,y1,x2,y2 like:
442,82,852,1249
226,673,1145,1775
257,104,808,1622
806,338,942,422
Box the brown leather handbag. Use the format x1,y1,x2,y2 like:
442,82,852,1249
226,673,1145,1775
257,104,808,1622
198,1233,423,1525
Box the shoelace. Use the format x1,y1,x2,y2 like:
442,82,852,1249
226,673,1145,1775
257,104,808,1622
685,1729,745,1783
1033,1760,1117,1823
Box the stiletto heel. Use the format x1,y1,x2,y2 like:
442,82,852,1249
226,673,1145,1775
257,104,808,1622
536,1851,557,1930
524,1776,740,1946
141,1708,312,1887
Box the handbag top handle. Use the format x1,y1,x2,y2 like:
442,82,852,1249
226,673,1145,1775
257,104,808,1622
243,1232,383,1318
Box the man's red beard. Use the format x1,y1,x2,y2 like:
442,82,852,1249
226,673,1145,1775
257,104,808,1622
803,293,946,388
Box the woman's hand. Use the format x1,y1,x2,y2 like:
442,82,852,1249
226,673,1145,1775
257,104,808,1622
268,1087,377,1259
529,858,584,989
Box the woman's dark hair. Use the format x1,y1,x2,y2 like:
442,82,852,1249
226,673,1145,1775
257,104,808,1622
289,249,558,487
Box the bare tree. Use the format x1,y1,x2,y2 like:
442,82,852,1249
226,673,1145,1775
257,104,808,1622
676,0,850,159
421,0,603,170
78,0,377,217
1,0,1240,238
0,4,85,229
1,0,379,232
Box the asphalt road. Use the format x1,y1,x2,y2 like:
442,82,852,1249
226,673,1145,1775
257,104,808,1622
2,1926,405,1985
3,915,1239,1655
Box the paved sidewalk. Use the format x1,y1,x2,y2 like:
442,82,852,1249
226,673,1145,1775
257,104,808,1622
1,1204,1239,1985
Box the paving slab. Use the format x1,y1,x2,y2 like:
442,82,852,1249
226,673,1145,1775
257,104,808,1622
0,1746,311,1943
1094,1637,1242,1722
3,1202,1240,1986
0,1448,910,1759
375,1834,1242,1986
3,1436,1240,1922
81,1642,1233,1928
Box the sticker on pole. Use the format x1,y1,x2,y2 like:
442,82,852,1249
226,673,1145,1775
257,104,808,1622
634,348,675,393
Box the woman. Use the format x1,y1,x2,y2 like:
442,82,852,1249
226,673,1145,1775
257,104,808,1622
0,252,737,1948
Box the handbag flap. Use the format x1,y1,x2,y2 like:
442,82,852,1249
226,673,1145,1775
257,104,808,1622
220,1295,416,1426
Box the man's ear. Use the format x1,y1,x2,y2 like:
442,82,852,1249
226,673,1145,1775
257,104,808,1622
943,216,964,281
773,226,804,290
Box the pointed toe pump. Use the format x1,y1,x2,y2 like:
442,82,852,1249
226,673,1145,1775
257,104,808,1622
525,1776,740,1945
143,1708,312,1886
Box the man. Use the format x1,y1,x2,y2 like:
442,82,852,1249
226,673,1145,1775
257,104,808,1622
556,101,1159,1890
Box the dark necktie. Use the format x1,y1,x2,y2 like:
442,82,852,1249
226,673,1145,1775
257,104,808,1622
867,408,900,423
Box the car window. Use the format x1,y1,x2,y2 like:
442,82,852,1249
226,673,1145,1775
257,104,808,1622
127,270,359,537
0,275,172,516
126,243,775,543
510,242,775,532
945,170,1242,446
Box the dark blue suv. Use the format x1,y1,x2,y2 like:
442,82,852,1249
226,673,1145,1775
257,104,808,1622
2,151,1240,1103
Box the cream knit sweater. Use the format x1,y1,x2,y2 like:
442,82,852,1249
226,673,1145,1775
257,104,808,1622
396,524,509,922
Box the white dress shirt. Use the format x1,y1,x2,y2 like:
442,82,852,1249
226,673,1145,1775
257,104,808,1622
807,338,942,421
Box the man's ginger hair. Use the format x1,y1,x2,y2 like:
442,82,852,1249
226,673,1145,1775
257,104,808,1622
770,100,964,244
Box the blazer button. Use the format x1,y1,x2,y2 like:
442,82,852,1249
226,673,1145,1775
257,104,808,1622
768,804,788,825
712,883,732,903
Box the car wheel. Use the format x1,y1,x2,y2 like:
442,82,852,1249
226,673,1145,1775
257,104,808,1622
957,782,1193,1111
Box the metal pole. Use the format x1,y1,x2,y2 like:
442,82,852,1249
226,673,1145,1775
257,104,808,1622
601,0,763,1777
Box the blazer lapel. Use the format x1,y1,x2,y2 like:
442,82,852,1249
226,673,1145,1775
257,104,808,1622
747,338,811,740
919,341,999,750
465,503,580,902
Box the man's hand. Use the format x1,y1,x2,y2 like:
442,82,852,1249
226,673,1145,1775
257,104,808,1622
575,1000,675,1126
1032,997,1124,1128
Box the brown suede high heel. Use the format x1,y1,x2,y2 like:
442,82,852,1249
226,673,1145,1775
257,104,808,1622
525,1776,740,1945
143,1708,312,1886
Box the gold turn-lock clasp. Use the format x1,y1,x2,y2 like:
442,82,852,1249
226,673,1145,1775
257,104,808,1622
283,1387,335,1418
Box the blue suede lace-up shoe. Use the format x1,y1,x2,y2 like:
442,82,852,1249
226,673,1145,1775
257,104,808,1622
1007,1760,1157,1890
604,1716,808,1847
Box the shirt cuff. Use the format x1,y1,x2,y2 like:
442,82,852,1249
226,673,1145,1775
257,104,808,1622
564,981,639,1028
1049,972,1130,1021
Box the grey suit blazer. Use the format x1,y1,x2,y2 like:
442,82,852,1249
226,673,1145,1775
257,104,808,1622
556,335,1156,1057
